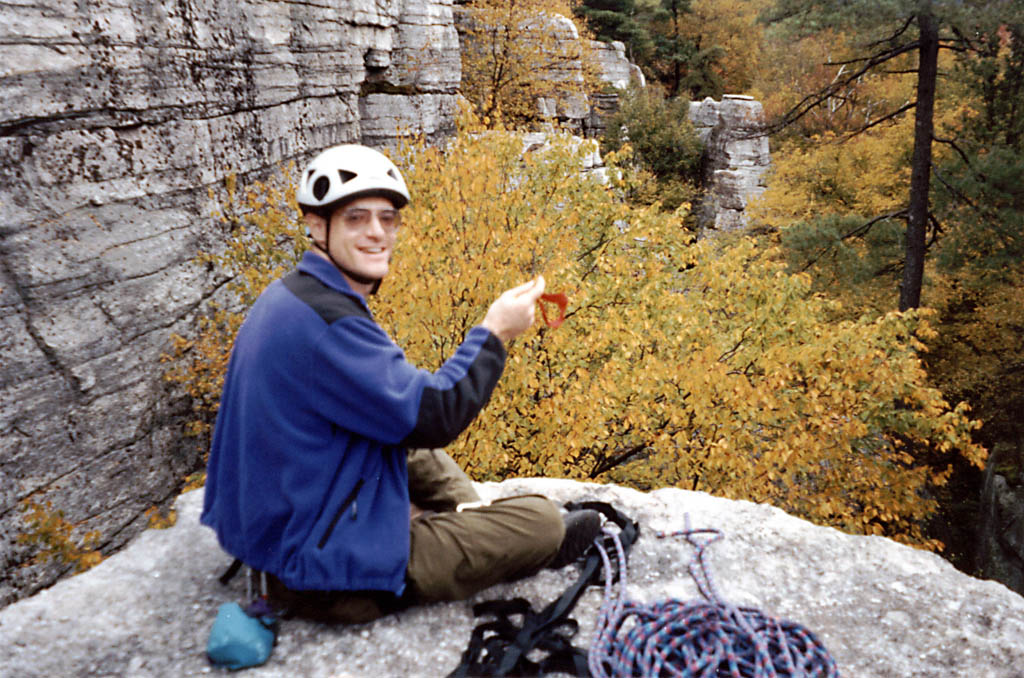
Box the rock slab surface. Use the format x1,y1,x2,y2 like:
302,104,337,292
1,478,1022,678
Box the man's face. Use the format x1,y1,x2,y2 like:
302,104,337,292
306,195,400,291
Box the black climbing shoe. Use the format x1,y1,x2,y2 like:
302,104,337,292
547,509,603,569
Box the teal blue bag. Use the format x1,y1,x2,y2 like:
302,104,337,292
206,601,277,670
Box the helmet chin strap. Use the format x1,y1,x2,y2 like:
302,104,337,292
311,232,383,295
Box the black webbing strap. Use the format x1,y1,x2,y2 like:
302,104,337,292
218,557,244,586
448,502,640,678
454,598,588,677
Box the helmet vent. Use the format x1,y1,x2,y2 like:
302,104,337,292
338,169,357,184
312,176,330,201
388,169,399,180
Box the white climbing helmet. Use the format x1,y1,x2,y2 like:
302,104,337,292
296,144,410,215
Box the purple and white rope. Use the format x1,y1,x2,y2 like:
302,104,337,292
587,517,839,678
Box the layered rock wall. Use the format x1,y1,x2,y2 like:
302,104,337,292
0,0,461,606
688,95,771,232
590,40,645,90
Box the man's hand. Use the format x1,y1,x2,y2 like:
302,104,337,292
482,276,546,343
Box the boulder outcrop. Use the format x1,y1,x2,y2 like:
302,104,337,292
1,478,1022,677
590,41,645,91
0,0,461,606
688,95,772,233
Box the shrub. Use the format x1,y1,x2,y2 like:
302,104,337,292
18,500,102,573
162,167,307,438
602,84,703,213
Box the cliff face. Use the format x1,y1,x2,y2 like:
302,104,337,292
0,0,461,606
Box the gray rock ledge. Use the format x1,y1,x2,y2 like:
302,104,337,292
1,478,1022,678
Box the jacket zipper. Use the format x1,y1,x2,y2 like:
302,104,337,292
317,478,364,549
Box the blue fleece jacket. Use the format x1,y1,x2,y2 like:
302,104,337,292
201,252,506,593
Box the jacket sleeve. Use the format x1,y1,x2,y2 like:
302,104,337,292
305,318,506,448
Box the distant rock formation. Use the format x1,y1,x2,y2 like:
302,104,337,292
688,95,772,233
590,41,646,91
0,0,461,607
2,479,1023,677
585,41,645,139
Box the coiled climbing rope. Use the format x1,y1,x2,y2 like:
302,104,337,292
587,518,840,678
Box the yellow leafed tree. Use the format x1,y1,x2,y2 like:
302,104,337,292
162,168,307,438
747,55,970,317
676,0,770,95
377,119,983,547
458,0,599,127
166,118,983,548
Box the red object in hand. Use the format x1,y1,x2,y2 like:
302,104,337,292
538,293,568,329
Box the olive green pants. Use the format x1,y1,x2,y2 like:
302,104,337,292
264,448,564,623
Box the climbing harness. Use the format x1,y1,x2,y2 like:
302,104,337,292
588,517,840,678
448,502,640,678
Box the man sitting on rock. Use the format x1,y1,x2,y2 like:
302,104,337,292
201,143,601,623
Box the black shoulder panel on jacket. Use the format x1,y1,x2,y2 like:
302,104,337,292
282,270,371,325
400,332,507,449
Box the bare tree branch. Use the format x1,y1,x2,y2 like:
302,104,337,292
841,209,909,241
932,168,978,210
937,41,972,54
797,210,907,274
825,40,920,67
947,25,990,55
588,442,647,478
865,15,915,50
844,100,917,138
933,135,986,181
763,41,920,135
874,260,904,277
927,213,942,249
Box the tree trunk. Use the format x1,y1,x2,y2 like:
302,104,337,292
899,4,939,311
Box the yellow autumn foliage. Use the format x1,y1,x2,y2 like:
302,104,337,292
17,500,103,574
162,167,308,437
678,0,771,95
458,0,600,127
753,126,911,231
381,121,984,547
165,120,983,548
748,85,971,316
925,272,1024,444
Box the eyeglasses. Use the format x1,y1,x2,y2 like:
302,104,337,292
337,207,401,234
